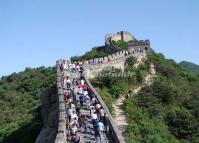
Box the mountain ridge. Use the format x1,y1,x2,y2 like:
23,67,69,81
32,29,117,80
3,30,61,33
179,61,199,76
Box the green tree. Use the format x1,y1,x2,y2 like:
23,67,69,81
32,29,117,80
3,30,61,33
125,57,137,67
166,107,198,141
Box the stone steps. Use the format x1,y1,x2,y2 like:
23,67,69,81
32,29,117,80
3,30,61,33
113,63,156,135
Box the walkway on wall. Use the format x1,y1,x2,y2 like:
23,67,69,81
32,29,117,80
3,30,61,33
63,69,115,143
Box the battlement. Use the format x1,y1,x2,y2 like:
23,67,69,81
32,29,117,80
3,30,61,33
83,47,146,79
84,47,145,67
128,40,150,46
84,50,129,65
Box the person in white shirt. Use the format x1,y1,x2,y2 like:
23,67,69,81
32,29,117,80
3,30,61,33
63,77,67,88
91,112,98,120
80,79,85,86
72,63,76,73
71,124,78,135
67,108,73,121
78,87,83,95
67,78,71,88
99,107,105,121
85,95,90,109
83,90,88,96
71,111,78,121
63,62,67,71
90,105,95,116
92,97,97,106
70,102,76,113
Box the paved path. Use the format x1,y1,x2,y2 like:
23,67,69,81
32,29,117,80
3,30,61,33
113,63,156,135
112,96,128,134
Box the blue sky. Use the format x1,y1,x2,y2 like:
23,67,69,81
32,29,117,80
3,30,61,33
0,0,198,76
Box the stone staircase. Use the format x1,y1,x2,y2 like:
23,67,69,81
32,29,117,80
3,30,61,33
113,63,156,135
62,66,119,143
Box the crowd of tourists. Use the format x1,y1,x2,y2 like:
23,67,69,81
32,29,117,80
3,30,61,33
59,60,109,143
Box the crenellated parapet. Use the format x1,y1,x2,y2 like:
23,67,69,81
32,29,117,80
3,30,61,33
83,48,146,78
84,50,129,65
54,60,66,143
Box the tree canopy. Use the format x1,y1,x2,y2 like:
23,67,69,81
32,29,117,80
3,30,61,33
0,67,56,143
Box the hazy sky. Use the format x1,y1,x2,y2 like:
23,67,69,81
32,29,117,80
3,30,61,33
0,0,198,76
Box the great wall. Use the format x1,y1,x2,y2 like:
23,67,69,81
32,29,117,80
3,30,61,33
35,31,154,143
84,48,146,79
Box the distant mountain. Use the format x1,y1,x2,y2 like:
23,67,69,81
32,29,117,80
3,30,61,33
179,61,199,76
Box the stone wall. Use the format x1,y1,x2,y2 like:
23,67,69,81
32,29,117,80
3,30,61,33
36,61,66,143
54,60,67,143
122,31,135,42
105,31,135,43
84,49,146,78
35,87,59,143
101,31,151,53
84,50,129,65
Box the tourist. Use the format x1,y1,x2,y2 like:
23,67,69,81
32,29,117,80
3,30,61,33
91,111,98,120
71,132,79,143
83,90,88,96
95,103,101,114
103,114,109,132
90,105,95,116
91,96,97,106
64,91,69,102
83,83,89,91
85,95,91,109
76,62,80,72
63,76,67,88
99,107,105,121
75,100,81,115
60,61,64,71
94,129,100,143
82,115,89,133
67,78,71,88
97,120,105,141
67,108,73,122
79,94,84,107
92,112,99,131
72,63,76,72
78,113,83,127
71,111,78,121
80,79,85,86
71,124,78,135
70,102,76,113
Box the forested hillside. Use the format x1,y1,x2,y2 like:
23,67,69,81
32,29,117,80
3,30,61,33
0,49,198,143
90,51,199,143
179,61,199,76
123,53,199,143
0,67,56,143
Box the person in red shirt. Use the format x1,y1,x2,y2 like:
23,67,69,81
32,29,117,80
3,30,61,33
64,91,69,102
